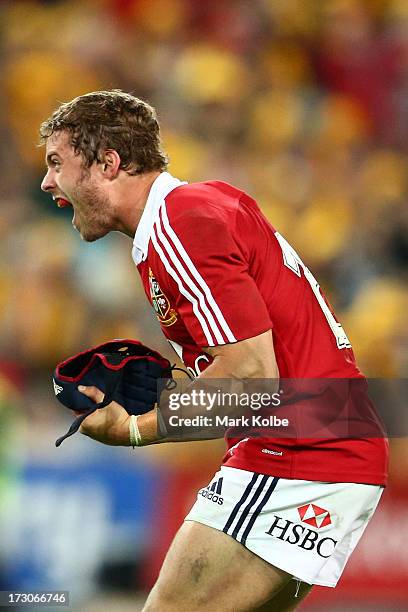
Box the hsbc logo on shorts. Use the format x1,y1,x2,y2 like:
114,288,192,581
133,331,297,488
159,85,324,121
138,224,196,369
265,507,337,558
297,504,332,529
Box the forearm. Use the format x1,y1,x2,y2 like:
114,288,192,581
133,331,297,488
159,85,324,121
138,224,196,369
76,361,231,447
78,330,279,447
139,413,225,445
135,360,233,446
136,350,279,446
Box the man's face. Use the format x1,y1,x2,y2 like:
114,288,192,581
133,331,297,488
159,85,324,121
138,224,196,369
41,131,112,241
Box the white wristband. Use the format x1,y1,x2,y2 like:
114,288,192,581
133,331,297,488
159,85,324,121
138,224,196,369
129,414,142,448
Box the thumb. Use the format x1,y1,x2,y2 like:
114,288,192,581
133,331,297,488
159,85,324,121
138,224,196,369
78,385,105,404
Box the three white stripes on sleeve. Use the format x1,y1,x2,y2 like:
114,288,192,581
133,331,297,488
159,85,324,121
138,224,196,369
152,203,237,347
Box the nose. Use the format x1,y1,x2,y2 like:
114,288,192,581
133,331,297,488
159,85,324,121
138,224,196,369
41,168,56,192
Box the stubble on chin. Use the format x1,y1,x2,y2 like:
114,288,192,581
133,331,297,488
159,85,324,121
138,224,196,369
72,181,112,242
80,229,109,242
76,217,108,242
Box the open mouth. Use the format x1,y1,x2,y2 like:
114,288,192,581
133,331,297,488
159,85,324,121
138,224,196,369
54,197,72,208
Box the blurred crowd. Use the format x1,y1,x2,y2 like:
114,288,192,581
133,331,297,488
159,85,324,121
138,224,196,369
0,0,406,456
0,0,407,607
1,0,407,380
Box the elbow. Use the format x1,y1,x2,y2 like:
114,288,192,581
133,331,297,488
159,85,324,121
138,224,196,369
212,354,278,379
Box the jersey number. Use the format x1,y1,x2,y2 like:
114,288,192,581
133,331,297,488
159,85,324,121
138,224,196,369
275,232,351,349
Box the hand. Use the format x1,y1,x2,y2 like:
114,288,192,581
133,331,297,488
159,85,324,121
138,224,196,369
76,385,131,446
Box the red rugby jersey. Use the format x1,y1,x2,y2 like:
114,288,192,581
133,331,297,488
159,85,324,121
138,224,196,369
132,172,388,485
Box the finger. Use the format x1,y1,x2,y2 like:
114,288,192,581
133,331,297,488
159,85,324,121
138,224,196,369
78,385,105,403
79,424,91,436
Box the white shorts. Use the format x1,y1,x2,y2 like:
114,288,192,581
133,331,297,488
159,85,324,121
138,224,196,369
185,466,383,587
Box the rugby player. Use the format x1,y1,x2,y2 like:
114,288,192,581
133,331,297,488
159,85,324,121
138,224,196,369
40,90,388,611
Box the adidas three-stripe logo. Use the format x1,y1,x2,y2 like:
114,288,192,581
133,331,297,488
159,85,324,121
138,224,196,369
199,477,224,505
209,478,223,495
223,474,279,545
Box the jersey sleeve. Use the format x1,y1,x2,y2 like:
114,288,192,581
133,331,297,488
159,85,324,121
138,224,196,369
151,198,272,347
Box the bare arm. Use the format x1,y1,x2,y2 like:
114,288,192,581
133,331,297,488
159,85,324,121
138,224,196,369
77,329,279,446
203,329,278,379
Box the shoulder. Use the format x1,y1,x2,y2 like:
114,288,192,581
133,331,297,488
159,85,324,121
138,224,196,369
168,180,244,202
164,180,245,224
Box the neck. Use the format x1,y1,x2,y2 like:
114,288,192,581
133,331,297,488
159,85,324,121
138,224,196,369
113,170,162,238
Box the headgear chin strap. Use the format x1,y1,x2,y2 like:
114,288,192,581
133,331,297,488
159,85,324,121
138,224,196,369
54,369,125,447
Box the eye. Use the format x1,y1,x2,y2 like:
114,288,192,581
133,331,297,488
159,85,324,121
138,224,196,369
50,158,61,171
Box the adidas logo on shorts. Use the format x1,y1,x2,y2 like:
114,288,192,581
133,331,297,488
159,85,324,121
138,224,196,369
198,477,224,505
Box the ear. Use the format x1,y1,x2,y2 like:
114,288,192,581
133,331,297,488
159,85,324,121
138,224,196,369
100,149,121,179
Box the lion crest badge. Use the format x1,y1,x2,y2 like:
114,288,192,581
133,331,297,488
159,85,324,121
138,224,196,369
149,268,177,327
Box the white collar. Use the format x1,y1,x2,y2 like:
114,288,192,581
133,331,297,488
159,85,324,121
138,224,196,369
132,171,187,265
